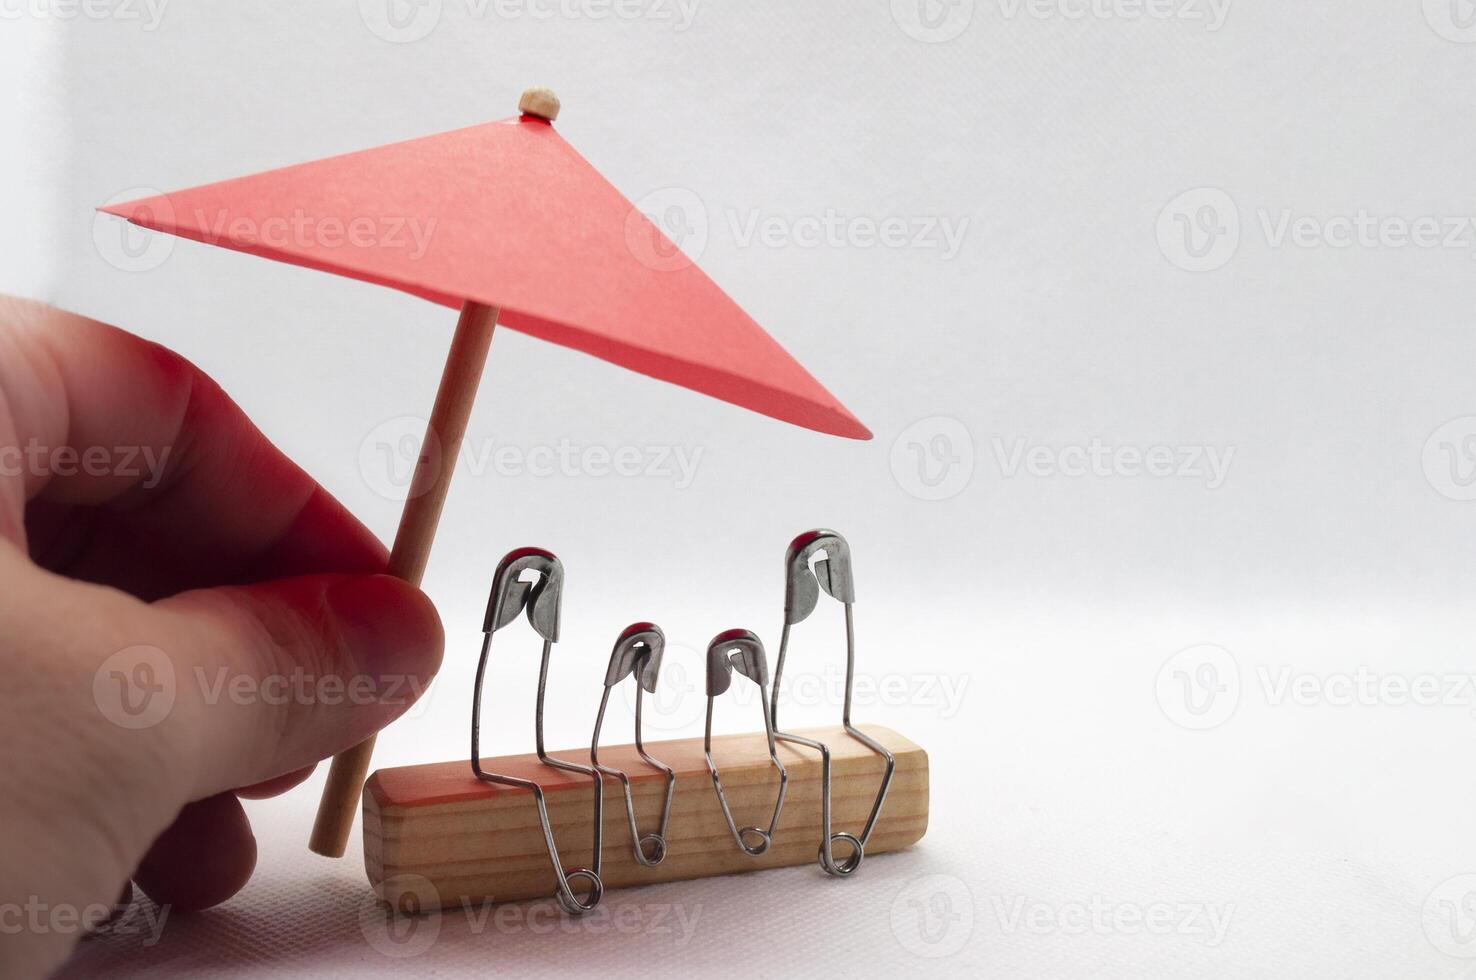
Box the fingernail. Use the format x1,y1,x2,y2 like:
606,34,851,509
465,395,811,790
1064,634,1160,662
324,575,444,693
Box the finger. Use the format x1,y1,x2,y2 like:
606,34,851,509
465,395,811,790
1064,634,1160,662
133,794,256,912
235,765,316,800
0,296,387,598
148,573,443,798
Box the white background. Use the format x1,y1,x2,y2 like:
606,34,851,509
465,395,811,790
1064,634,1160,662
6,1,1476,976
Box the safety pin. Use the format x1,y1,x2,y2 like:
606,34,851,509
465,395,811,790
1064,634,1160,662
705,628,787,857
471,547,604,916
590,623,676,867
770,530,894,877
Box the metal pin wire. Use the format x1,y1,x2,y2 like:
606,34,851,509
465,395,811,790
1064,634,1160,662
705,629,788,856
770,530,895,877
470,548,605,916
590,623,676,867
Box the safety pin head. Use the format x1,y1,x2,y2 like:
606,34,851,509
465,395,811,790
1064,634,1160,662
483,547,564,642
784,529,855,626
603,622,665,693
706,628,768,697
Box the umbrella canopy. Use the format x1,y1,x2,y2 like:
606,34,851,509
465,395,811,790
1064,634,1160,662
101,109,870,440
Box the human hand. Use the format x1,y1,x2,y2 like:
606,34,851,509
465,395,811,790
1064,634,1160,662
0,296,444,977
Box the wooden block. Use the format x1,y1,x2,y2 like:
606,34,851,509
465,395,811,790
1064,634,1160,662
364,724,928,908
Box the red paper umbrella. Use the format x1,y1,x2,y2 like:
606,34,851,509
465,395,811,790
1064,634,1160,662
100,88,870,857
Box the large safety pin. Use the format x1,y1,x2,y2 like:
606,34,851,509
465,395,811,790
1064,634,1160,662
470,548,605,915
770,530,894,877
590,622,676,867
705,628,787,857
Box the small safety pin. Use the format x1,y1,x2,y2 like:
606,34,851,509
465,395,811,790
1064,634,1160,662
471,548,605,916
770,530,894,877
590,623,676,867
705,628,787,857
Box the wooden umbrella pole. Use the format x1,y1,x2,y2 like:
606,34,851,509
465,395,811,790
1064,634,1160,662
309,300,499,857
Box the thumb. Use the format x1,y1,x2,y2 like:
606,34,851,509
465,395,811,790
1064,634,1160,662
139,574,443,798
